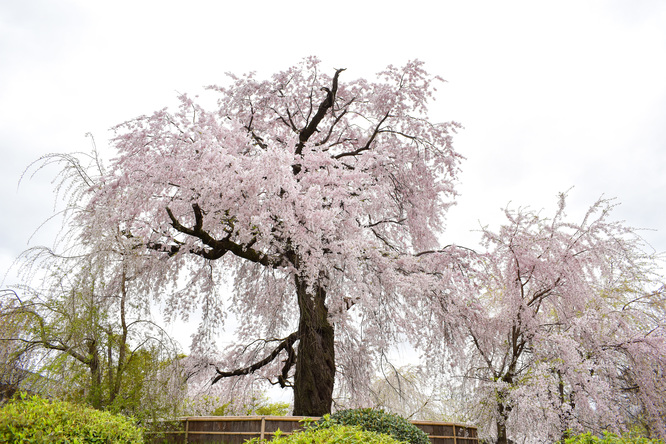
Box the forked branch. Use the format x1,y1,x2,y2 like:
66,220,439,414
212,331,299,384
150,204,286,268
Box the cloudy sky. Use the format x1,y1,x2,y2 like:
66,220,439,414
2,1,665,312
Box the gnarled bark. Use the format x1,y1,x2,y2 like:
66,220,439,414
292,275,335,416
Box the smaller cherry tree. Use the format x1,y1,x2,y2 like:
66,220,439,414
435,195,666,443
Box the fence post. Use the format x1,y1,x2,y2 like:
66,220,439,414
261,416,266,440
185,418,189,444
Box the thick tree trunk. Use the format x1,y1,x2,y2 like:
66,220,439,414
496,421,509,444
496,402,511,444
292,276,335,416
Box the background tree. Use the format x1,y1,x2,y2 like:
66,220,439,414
0,294,40,402
434,195,666,443
1,149,187,421
368,365,446,420
1,255,185,421
78,58,463,415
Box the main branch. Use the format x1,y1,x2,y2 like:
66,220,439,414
292,68,346,175
150,204,286,268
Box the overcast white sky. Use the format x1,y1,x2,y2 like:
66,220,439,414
2,1,666,340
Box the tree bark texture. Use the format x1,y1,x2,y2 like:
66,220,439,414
292,276,335,416
496,402,512,444
87,338,103,410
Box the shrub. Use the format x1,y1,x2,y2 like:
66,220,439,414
254,401,290,416
246,424,405,443
564,431,664,444
208,391,291,417
0,394,144,443
210,399,290,416
316,408,429,444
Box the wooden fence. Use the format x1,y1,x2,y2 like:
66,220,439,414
147,416,478,444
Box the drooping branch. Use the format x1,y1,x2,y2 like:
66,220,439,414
212,331,299,384
8,304,93,366
276,338,297,388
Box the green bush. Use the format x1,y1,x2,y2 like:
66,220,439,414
0,394,144,443
246,424,406,443
254,401,290,416
210,397,290,416
315,408,429,444
564,431,664,444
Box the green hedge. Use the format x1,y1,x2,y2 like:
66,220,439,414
564,431,664,444
246,424,405,443
316,408,430,444
0,394,143,443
